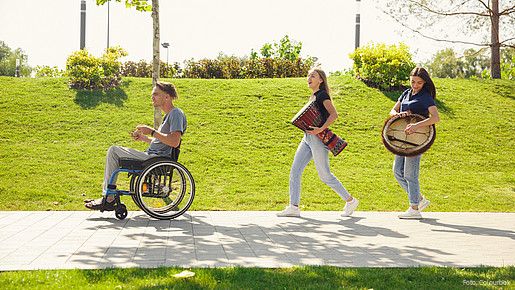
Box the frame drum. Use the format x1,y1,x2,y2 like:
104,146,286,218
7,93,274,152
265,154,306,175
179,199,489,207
382,114,435,156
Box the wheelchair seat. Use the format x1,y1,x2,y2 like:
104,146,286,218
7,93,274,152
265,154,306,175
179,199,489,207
119,147,180,170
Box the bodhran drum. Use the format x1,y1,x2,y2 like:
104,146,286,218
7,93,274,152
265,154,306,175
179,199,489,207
291,101,348,156
381,114,436,156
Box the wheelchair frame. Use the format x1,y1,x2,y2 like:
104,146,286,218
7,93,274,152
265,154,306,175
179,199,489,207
102,149,195,220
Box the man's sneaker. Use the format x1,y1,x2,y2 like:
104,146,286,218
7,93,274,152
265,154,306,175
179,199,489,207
276,205,300,217
418,197,430,212
342,198,359,217
398,207,422,219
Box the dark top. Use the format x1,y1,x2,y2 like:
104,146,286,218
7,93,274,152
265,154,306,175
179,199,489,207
314,89,331,124
398,88,436,118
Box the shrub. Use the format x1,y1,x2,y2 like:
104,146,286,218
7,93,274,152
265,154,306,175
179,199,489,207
349,43,415,90
121,60,181,78
66,46,127,90
182,36,316,79
183,55,315,79
34,65,64,78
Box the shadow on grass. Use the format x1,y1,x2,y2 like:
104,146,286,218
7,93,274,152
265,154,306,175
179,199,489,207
380,88,454,117
73,84,129,109
492,82,515,100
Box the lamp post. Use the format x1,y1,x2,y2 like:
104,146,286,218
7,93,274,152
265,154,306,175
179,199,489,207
161,42,170,65
80,0,86,50
15,58,20,77
355,0,361,50
161,42,170,77
107,0,110,49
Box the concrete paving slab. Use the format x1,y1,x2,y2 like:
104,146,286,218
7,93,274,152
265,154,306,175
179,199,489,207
0,211,513,270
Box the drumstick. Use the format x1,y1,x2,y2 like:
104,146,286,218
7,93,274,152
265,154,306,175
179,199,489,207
387,135,421,147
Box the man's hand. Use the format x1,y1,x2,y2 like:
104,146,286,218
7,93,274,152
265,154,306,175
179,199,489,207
131,130,151,143
136,125,154,136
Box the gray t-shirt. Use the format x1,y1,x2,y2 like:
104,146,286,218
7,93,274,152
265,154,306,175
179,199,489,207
147,107,187,156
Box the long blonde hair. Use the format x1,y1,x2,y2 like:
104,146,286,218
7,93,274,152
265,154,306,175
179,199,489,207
309,67,331,97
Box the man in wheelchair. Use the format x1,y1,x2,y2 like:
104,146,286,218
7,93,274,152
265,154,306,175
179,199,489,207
85,82,187,211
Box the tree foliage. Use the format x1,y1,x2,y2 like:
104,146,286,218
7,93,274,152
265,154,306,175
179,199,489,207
96,0,151,11
427,47,515,79
377,0,515,78
252,35,304,61
0,41,31,77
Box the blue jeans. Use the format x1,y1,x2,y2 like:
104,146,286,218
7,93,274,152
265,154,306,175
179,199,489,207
289,133,351,206
393,154,422,206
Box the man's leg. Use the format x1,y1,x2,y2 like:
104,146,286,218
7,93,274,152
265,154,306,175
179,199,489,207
103,146,152,193
86,146,152,210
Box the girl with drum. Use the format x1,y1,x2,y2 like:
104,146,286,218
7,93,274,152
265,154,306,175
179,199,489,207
389,67,440,219
277,68,359,217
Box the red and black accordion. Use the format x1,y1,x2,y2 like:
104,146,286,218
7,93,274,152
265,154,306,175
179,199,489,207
291,101,348,156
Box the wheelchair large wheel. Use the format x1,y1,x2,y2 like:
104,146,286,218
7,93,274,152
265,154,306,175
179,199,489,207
129,174,142,208
135,161,195,220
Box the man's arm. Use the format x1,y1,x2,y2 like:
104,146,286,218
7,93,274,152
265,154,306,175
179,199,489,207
136,125,182,148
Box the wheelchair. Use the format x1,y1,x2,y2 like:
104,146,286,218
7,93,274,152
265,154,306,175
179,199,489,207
103,148,195,220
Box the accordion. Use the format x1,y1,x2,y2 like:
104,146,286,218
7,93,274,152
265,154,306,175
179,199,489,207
291,101,347,156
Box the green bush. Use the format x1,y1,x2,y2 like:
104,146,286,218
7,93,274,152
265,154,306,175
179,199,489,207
183,55,315,79
34,65,64,78
183,36,316,79
66,46,127,90
349,43,415,90
121,60,181,78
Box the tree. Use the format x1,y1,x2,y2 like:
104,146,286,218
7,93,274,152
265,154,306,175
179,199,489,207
426,48,464,78
0,41,31,77
96,0,162,129
378,0,515,79
255,35,304,61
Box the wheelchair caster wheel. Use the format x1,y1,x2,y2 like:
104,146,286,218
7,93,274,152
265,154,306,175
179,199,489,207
115,204,128,220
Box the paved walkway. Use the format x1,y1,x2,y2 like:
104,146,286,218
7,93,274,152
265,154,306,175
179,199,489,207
0,211,513,270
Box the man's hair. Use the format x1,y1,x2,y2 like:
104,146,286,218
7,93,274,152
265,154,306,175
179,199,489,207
156,82,178,100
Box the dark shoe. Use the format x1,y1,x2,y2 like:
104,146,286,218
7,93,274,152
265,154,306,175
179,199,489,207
85,197,115,211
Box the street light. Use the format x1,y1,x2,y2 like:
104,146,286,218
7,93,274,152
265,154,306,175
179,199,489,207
107,0,110,49
355,0,361,50
161,42,170,65
80,0,86,50
15,58,20,77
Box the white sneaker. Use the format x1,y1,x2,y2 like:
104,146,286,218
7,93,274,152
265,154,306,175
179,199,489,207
398,207,422,219
342,198,359,217
276,205,300,217
418,197,430,212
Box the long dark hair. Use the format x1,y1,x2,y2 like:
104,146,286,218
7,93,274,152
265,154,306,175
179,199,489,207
411,67,436,99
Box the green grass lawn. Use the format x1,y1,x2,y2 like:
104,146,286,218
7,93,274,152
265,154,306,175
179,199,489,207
0,266,513,289
0,76,513,211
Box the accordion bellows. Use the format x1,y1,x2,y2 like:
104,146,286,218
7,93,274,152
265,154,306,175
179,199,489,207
291,101,347,156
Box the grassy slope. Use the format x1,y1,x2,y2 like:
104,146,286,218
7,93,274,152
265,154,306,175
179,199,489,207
0,76,513,211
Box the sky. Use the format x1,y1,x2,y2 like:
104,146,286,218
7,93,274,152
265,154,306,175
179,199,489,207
0,0,451,73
